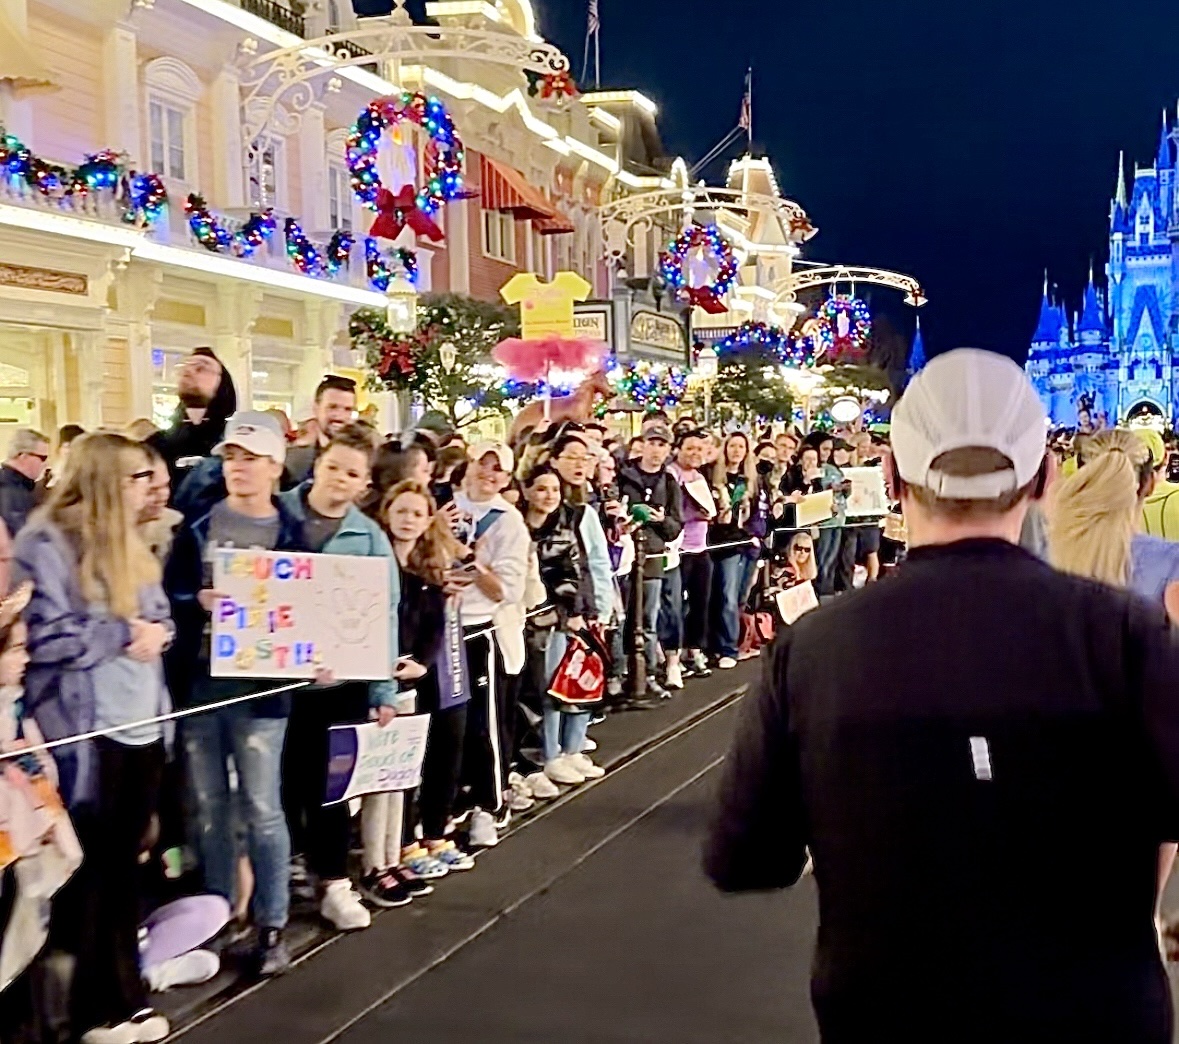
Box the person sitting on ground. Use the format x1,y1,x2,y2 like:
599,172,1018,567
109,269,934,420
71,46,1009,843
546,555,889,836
284,376,358,485
707,348,1179,1043
0,429,49,537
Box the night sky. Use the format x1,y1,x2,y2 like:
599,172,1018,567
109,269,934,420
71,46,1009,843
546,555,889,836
535,0,1179,362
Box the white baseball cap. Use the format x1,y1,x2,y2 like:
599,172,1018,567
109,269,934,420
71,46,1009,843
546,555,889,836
891,348,1047,499
468,440,513,473
214,411,287,465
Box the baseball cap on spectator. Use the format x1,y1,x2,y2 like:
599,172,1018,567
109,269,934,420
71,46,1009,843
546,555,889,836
891,348,1046,500
469,440,513,473
643,424,673,445
214,411,287,464
1133,428,1166,469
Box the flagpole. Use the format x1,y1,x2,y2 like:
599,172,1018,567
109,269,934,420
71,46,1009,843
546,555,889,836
746,68,753,148
595,27,601,88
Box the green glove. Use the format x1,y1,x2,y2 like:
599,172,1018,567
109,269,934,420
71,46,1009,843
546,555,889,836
731,481,747,504
630,503,653,524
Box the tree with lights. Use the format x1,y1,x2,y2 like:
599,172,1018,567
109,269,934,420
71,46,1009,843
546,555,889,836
709,359,795,427
352,293,520,426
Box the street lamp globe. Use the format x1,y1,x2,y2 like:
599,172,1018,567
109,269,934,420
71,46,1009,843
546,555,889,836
830,396,862,425
696,344,719,381
439,341,458,374
385,276,418,335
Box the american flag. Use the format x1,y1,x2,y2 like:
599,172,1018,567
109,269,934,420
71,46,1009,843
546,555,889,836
588,0,600,34
738,68,752,134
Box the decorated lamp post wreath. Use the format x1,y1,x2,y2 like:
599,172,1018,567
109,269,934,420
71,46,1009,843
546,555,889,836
814,294,872,358
658,223,739,315
345,92,465,244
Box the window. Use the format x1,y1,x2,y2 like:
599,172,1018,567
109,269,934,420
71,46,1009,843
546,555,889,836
482,209,516,263
247,137,286,209
149,100,188,181
328,166,352,231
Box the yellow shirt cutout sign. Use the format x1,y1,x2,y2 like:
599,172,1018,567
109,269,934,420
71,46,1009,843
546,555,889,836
500,272,593,340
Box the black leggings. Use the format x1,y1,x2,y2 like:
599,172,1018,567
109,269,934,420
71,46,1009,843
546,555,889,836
51,739,163,1033
283,683,370,880
418,703,468,839
459,627,514,814
680,551,713,651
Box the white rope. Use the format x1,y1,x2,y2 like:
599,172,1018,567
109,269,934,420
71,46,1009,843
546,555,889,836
0,605,555,763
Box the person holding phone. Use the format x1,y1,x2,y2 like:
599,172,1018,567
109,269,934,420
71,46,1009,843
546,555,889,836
278,422,405,931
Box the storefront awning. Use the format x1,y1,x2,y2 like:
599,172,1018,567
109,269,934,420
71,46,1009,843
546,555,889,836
479,154,574,235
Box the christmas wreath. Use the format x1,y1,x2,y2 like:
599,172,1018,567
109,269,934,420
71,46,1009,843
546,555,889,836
658,223,738,314
345,93,464,243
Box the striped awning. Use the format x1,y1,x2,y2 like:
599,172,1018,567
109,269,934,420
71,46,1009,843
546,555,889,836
479,154,574,235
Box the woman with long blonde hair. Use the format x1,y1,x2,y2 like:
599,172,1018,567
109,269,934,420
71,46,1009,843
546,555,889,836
1048,426,1179,947
710,432,761,669
1049,427,1179,619
14,432,174,1044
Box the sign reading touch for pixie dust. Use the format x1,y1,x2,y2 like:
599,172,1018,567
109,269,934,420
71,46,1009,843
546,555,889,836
323,716,431,805
211,550,390,680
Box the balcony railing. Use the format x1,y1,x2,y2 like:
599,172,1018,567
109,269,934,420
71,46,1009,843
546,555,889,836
324,30,377,67
240,0,306,37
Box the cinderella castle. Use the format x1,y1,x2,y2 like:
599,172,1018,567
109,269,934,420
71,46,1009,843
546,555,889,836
1027,112,1179,429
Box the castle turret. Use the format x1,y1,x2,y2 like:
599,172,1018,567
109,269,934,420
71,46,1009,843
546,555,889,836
905,316,925,387
1159,111,1174,222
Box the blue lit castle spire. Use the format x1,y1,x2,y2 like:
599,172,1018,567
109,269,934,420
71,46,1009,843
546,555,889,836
905,315,926,386
1029,108,1179,427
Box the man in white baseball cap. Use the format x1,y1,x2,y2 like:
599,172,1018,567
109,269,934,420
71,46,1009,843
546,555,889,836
707,348,1179,1042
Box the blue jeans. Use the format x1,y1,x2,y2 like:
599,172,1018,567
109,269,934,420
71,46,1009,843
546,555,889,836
815,527,842,596
184,707,291,929
642,577,662,671
714,554,757,659
658,566,684,652
542,630,591,762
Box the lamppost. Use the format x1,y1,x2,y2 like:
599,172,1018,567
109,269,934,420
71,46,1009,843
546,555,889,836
385,275,418,335
780,366,827,432
438,341,457,374
696,344,718,426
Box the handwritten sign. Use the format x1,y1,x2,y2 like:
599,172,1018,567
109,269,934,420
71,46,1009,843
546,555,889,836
211,550,390,680
796,489,834,527
323,716,431,805
842,466,890,517
776,581,820,625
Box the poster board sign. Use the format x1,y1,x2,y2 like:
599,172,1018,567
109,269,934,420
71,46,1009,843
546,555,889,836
796,490,834,527
842,467,890,518
211,550,391,680
776,581,820,625
323,716,431,805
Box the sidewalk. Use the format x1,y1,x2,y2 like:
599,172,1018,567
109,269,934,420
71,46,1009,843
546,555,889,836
154,660,760,1034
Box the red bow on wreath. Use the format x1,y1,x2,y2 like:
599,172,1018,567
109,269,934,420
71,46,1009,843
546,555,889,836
540,71,577,100
686,287,728,315
370,186,444,243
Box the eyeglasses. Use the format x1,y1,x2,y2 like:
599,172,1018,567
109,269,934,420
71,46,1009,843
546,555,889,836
558,454,590,466
792,546,813,557
27,453,48,463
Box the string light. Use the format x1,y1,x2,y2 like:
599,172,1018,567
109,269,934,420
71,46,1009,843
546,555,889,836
184,194,276,257
284,218,354,278
365,237,417,291
716,320,815,367
607,358,689,411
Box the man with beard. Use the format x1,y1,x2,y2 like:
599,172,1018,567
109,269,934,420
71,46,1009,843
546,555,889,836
284,375,358,485
149,348,237,486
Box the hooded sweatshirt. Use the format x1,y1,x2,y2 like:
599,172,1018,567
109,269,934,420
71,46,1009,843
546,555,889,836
149,347,238,488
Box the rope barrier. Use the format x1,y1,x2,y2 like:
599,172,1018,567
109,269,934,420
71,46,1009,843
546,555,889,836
0,604,556,763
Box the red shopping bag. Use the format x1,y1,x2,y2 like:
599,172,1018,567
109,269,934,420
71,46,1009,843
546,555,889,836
548,633,606,706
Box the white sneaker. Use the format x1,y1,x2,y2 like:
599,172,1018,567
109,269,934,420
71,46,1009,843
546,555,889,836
320,880,371,931
665,662,684,689
717,656,738,670
569,752,605,779
469,808,499,848
526,770,560,799
581,737,598,753
505,774,535,812
545,755,586,785
81,1010,170,1044
143,949,220,993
